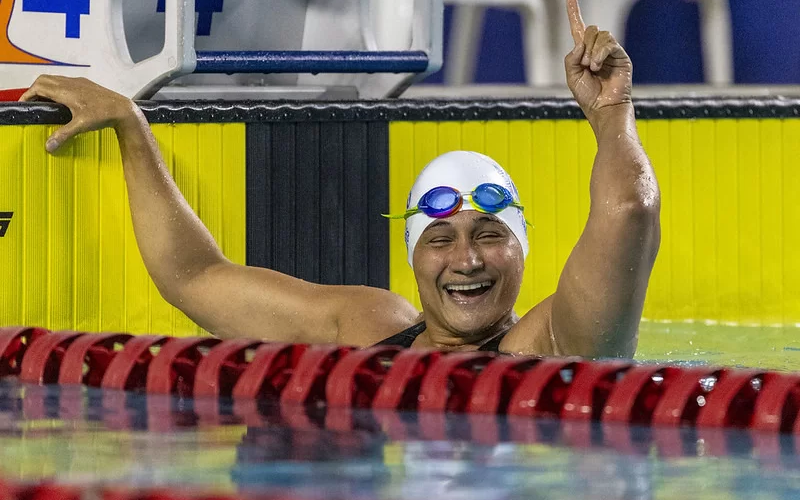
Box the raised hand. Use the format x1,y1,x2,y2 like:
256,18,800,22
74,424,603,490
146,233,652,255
19,75,137,154
564,0,633,126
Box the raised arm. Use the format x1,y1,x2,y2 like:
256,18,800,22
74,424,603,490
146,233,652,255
503,0,660,358
551,0,660,358
20,76,417,344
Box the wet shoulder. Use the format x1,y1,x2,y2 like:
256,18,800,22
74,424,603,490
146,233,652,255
499,294,557,356
332,285,421,347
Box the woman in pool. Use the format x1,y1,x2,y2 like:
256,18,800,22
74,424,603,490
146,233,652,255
21,0,660,358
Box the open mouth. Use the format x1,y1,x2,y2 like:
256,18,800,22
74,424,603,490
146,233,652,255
444,280,494,300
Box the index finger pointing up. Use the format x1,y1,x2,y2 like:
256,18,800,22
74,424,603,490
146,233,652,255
566,0,586,44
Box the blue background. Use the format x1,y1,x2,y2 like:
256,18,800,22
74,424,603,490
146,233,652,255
424,0,800,85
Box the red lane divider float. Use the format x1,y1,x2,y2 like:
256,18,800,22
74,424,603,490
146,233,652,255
102,336,169,391
0,327,48,377
194,338,263,397
1,328,800,434
19,331,83,384
59,333,133,386
0,482,353,500
145,337,222,396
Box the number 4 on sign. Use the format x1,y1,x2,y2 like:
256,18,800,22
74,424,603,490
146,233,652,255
22,0,90,39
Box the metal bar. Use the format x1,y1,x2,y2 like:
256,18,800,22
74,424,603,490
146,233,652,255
194,50,430,74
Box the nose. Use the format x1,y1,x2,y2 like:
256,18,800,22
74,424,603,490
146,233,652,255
450,237,484,274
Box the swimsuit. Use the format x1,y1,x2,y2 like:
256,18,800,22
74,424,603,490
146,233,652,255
375,322,508,353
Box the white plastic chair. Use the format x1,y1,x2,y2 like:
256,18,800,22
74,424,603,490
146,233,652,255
298,0,444,98
445,0,733,86
442,0,550,86
0,0,194,99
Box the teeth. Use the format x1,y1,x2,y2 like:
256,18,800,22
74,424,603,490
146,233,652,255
445,281,492,292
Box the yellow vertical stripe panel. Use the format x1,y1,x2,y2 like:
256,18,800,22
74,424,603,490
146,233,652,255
388,122,418,307
0,127,24,327
506,121,534,315
484,121,509,168
668,120,695,320
530,121,557,303
737,120,762,324
759,120,783,325
0,124,246,337
412,122,439,173
715,120,740,324
74,131,101,333
460,121,486,152
98,128,126,333
782,120,800,324
22,126,49,327
48,128,75,330
219,125,247,275
691,120,719,322
640,120,671,320
436,122,462,155
553,121,581,271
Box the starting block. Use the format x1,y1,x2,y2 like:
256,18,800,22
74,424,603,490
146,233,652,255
0,0,442,99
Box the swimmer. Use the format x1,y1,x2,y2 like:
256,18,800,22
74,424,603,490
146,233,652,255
21,0,659,357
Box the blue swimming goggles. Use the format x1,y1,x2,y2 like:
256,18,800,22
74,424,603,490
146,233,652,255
384,183,526,220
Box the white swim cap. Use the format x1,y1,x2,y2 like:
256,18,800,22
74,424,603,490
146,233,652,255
403,151,529,267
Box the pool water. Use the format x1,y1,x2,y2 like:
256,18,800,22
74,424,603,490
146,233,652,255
637,321,800,371
0,322,799,499
1,369,800,500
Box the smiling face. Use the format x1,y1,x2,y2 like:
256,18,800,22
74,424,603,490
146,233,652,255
412,211,525,339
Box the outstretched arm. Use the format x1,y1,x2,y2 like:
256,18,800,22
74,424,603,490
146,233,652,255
21,76,417,344
503,0,660,358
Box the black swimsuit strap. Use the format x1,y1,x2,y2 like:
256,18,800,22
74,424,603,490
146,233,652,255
477,331,508,352
374,321,508,353
373,321,427,348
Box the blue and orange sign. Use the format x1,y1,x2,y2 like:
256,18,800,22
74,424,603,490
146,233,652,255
0,0,51,64
22,0,89,38
0,0,89,64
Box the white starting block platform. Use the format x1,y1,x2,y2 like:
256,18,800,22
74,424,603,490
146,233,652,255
0,0,443,100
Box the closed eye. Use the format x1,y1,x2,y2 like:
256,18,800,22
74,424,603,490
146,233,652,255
477,232,503,240
428,237,453,246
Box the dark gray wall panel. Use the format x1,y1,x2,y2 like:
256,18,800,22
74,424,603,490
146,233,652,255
246,122,389,289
